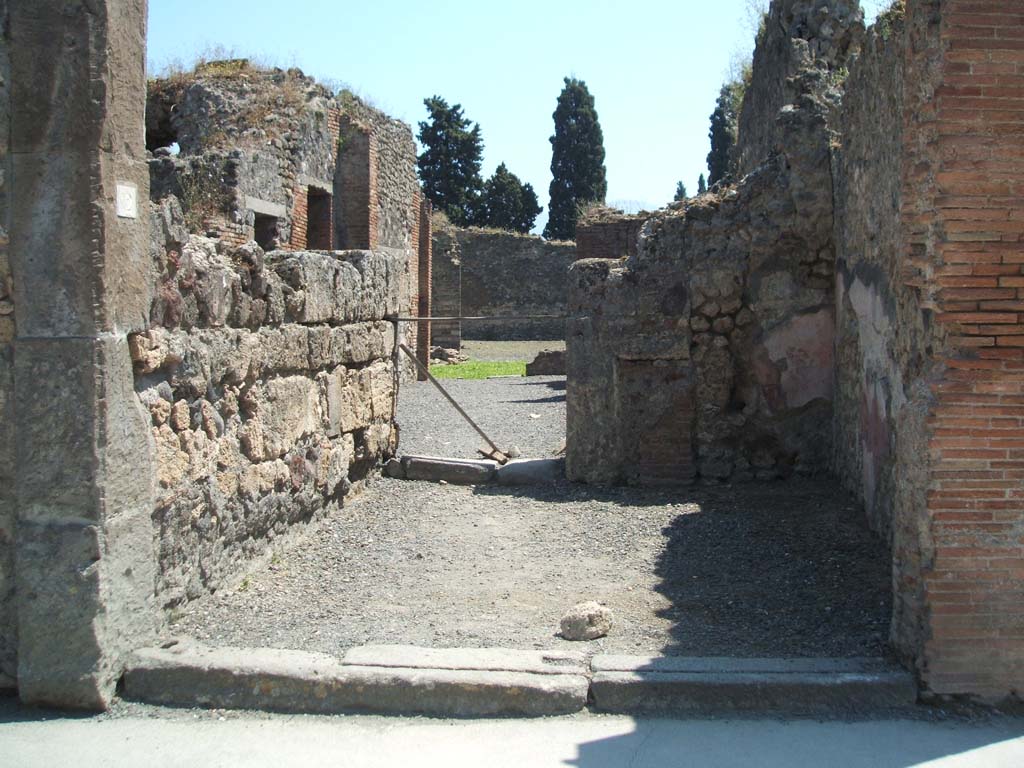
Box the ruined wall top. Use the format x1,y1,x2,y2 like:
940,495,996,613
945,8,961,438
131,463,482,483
735,0,865,176
146,62,408,158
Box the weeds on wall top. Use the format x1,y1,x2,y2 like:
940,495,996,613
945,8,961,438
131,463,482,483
876,0,906,41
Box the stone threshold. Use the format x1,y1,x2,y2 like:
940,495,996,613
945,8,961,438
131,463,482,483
122,640,916,718
384,455,565,485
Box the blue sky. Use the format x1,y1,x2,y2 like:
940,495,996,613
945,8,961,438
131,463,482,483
148,1,888,233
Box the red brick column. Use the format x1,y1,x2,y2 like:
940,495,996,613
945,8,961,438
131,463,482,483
906,0,1024,700
289,185,308,250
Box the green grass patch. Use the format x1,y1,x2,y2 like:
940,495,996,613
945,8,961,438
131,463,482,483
431,361,525,380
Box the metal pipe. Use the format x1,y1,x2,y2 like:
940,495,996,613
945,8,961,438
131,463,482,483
390,314,567,322
397,342,506,461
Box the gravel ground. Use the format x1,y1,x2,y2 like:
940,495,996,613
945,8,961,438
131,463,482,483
395,375,566,460
173,368,892,660
172,477,893,660
460,339,565,362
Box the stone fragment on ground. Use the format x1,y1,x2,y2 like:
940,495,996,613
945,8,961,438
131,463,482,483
429,346,469,365
560,601,613,641
400,455,498,484
496,458,565,485
526,349,566,376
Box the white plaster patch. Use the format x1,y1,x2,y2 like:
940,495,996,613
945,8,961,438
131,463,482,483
116,183,138,219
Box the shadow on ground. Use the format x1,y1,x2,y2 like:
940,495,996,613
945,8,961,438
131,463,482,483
565,717,1024,768
474,479,892,659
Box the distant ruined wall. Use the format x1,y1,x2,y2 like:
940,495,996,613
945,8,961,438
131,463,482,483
136,198,409,605
0,0,15,689
454,228,575,340
430,220,462,349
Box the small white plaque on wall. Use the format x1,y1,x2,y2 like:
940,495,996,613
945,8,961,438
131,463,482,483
116,183,138,219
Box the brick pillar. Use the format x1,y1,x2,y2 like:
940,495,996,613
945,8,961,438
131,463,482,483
336,117,374,250
416,197,433,380
7,0,159,708
289,185,309,250
902,0,1024,701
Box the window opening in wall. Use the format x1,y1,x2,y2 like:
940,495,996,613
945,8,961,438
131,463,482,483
307,188,333,250
254,213,280,252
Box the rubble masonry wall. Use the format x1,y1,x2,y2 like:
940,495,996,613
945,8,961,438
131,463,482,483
431,226,576,341
0,0,15,688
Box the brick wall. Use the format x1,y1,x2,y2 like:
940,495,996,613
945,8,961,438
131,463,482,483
906,0,1024,701
336,118,374,250
575,212,644,261
290,185,309,250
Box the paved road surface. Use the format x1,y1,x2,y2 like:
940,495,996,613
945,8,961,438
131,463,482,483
2,707,1023,767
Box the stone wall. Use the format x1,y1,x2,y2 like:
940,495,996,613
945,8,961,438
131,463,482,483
147,67,343,251
6,0,159,708
433,227,576,341
146,71,421,259
568,21,837,485
567,0,1024,702
430,219,462,349
137,198,407,605
568,136,835,485
831,10,939,675
736,0,864,176
0,0,15,689
147,71,426,383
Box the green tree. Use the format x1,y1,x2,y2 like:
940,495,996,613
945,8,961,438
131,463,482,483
674,181,688,201
698,174,707,194
476,163,542,233
416,96,484,226
706,80,743,186
544,77,607,240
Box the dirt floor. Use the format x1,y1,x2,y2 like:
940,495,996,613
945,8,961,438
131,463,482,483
171,476,892,658
172,362,894,660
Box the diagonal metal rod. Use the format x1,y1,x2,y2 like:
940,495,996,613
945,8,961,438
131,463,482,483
397,343,506,461
391,314,566,322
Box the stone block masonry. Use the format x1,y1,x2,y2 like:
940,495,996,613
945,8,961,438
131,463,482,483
0,0,425,708
5,0,159,708
139,198,408,604
430,223,576,341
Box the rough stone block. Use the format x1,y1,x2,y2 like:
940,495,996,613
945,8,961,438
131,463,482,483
15,337,158,709
589,656,916,714
525,350,566,376
124,640,588,717
496,458,565,486
343,645,587,676
400,455,498,485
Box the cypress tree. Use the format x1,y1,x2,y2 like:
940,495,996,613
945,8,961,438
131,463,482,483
674,181,688,201
543,77,607,240
476,163,542,234
706,81,741,186
416,96,484,226
698,173,708,194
